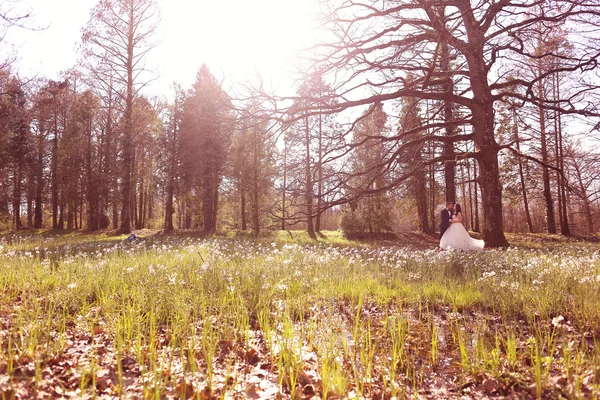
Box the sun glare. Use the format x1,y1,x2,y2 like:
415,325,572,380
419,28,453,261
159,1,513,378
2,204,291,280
8,0,320,96
156,0,319,90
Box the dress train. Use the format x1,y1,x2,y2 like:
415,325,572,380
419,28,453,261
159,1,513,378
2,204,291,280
440,222,485,250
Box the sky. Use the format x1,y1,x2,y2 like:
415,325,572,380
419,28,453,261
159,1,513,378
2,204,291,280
4,0,321,98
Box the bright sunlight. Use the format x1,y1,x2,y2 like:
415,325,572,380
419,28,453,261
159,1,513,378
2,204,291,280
11,0,320,94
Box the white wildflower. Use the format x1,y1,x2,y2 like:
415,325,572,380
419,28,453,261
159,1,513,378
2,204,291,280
551,315,565,327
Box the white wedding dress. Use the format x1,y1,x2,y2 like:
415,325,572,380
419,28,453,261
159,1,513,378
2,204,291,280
440,217,485,251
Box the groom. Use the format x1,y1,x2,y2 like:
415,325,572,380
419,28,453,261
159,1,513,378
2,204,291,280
440,202,454,239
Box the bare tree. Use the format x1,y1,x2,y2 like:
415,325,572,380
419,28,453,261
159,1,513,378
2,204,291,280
81,0,159,234
253,0,600,247
564,141,600,234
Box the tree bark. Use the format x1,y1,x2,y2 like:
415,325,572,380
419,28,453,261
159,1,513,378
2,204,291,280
12,165,22,229
51,102,60,229
240,182,247,231
440,9,456,204
251,130,260,234
34,128,44,229
513,108,534,233
281,134,287,231
118,4,136,234
86,108,99,230
315,108,323,232
537,54,556,234
469,81,507,245
572,158,593,234
467,156,474,231
304,115,315,238
553,70,569,236
164,95,179,232
461,13,508,247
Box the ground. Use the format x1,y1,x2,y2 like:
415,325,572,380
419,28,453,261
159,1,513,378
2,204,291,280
0,229,599,399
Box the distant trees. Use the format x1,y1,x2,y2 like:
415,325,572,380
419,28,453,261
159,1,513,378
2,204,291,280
131,96,162,230
565,142,600,234
281,72,345,235
398,97,430,233
229,105,276,233
341,103,392,234
1,0,600,240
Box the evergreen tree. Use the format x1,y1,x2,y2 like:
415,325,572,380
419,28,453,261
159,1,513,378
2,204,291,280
180,65,233,234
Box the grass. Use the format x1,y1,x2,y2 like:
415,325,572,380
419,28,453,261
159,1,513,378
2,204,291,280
0,230,599,398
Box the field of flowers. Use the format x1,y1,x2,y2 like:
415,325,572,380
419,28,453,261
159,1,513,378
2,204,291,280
0,230,599,399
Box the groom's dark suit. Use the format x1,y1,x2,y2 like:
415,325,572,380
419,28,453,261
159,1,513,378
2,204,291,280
440,208,452,239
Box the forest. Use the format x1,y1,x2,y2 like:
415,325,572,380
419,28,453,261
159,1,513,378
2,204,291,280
0,0,599,248
3,1,600,399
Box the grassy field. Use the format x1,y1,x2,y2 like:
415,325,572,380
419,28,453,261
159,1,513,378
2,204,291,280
0,230,599,399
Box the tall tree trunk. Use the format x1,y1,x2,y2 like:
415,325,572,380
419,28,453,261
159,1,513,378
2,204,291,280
459,161,468,230
164,176,175,231
51,106,60,229
572,159,593,234
58,200,65,230
79,184,83,229
252,168,260,234
240,181,247,231
304,115,315,238
281,134,287,230
13,166,22,229
440,10,456,204
415,164,429,232
34,123,45,229
537,56,556,234
87,112,99,230
212,170,220,233
428,133,436,232
164,100,178,232
203,170,217,234
315,110,323,232
26,169,34,228
251,127,260,234
101,84,114,229
119,6,135,234
553,70,569,235
148,186,153,220
473,159,480,232
467,155,474,230
136,176,144,230
471,99,508,246
132,183,138,230
513,108,533,233
203,181,212,233
142,186,148,228
461,5,507,246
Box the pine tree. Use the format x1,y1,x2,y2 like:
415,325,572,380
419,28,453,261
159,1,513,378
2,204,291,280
179,65,233,234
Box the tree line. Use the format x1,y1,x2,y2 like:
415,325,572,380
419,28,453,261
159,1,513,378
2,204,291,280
0,0,599,247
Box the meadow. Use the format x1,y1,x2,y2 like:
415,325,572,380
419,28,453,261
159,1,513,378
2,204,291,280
0,230,599,399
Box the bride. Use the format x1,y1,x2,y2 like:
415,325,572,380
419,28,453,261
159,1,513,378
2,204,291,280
439,204,485,250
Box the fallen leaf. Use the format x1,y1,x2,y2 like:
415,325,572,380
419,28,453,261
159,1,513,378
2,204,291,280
245,383,260,399
176,380,195,399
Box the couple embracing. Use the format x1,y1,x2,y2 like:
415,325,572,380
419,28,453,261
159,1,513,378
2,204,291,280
439,202,485,251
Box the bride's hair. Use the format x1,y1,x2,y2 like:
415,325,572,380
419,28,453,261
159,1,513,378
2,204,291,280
454,204,462,214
